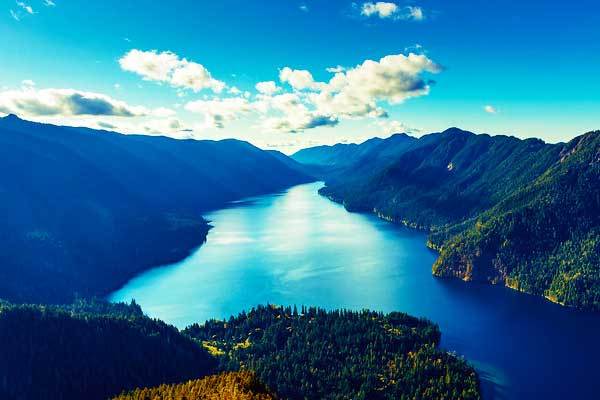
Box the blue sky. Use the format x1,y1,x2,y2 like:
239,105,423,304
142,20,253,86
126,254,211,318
1,0,599,152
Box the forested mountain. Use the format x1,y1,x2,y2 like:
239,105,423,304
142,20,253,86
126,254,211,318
113,371,276,400
0,115,313,304
294,128,600,310
0,300,479,400
0,299,216,400
185,305,480,400
292,133,416,181
433,131,600,309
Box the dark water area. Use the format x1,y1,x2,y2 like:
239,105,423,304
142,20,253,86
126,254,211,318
111,182,600,400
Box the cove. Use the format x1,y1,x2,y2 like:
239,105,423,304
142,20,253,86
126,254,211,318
110,182,600,400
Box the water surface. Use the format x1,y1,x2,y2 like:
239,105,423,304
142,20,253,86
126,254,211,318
111,182,600,400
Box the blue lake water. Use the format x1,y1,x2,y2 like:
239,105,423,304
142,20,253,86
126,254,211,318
110,182,600,400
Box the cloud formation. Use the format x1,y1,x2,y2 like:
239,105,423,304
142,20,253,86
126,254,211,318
259,93,338,133
183,52,441,133
0,87,151,118
309,53,440,118
119,49,225,93
185,97,256,128
16,1,34,14
255,81,281,95
360,2,424,21
279,67,323,91
484,105,498,114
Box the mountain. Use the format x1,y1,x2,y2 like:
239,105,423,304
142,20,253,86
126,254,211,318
0,299,216,400
0,300,480,400
432,131,600,309
185,305,480,400
0,115,313,303
295,128,600,310
291,133,416,180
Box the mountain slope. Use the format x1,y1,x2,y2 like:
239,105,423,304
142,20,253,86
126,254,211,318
0,299,216,400
291,133,416,180
432,131,600,309
0,115,313,303
297,128,600,310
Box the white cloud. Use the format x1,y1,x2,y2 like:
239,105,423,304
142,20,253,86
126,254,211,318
253,52,440,133
255,81,281,95
10,10,20,21
361,2,398,18
279,67,323,91
0,87,168,119
258,93,338,133
360,2,424,21
152,107,176,118
141,118,190,136
299,4,309,12
119,49,225,93
185,97,256,128
43,0,55,6
326,65,346,73
171,60,225,92
376,119,420,135
310,52,440,118
21,79,35,88
262,113,338,133
406,6,424,21
16,1,34,14
119,49,179,81
484,105,498,114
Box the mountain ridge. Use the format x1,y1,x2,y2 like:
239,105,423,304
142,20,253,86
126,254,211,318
0,115,314,304
293,127,600,310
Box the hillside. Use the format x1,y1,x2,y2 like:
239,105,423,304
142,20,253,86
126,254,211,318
185,305,480,400
292,133,417,181
432,131,600,309
0,115,313,303
113,371,276,400
0,299,216,400
0,300,480,400
295,128,600,310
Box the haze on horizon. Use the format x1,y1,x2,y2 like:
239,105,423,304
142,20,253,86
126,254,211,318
1,0,599,153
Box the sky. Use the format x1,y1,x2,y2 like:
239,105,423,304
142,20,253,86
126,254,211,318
1,0,599,153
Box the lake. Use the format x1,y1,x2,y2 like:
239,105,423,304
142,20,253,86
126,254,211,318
110,182,600,400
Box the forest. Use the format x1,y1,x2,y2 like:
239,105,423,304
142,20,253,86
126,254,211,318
185,304,480,400
295,128,600,310
112,371,276,400
0,299,215,400
0,300,481,400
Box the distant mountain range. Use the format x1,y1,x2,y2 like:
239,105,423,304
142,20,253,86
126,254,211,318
293,128,600,310
0,115,313,303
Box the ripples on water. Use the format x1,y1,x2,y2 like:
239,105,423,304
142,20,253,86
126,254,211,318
111,182,600,400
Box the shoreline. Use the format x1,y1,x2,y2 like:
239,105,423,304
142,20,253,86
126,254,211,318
318,188,578,312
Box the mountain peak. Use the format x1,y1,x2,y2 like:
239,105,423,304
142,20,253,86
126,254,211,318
441,127,472,135
2,113,22,121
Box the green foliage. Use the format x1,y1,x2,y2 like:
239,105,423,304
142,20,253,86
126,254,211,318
308,127,600,310
434,131,600,309
0,299,216,400
184,305,480,400
113,371,277,400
